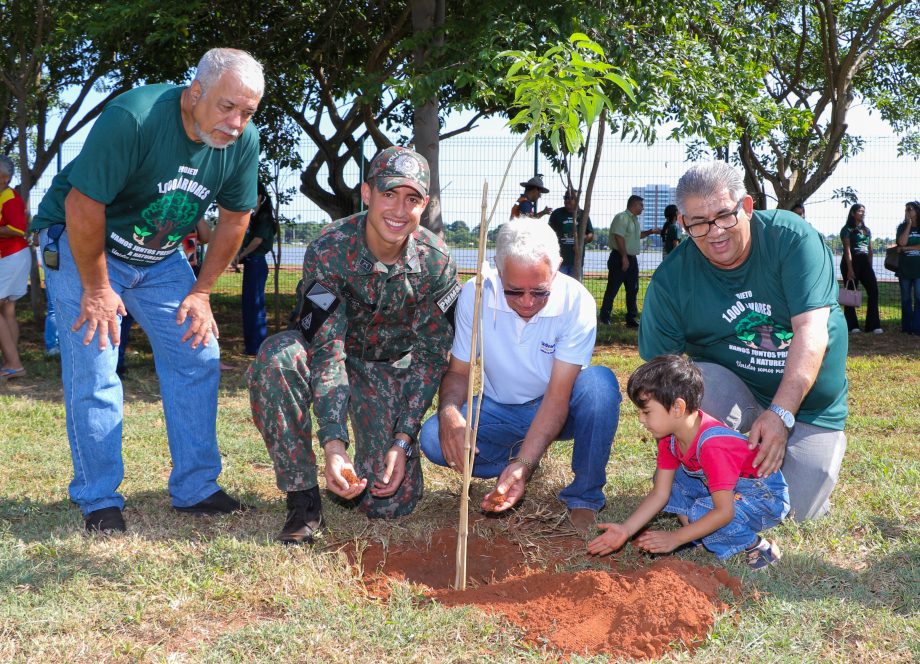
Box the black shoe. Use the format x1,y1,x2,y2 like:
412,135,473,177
175,489,250,515
625,320,639,329
85,507,126,534
277,487,323,545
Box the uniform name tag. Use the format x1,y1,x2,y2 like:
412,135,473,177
297,280,340,343
438,281,462,313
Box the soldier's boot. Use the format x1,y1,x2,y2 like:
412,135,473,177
277,487,323,545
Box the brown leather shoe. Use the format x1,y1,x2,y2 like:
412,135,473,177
567,508,598,535
277,487,323,545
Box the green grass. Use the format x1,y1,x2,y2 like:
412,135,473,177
0,293,917,662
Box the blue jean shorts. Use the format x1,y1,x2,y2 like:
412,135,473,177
663,466,790,560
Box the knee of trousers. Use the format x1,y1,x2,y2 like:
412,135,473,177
571,366,621,413
248,330,310,382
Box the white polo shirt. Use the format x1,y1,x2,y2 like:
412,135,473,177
451,265,597,404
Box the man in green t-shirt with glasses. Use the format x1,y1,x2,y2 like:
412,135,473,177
31,48,263,534
639,161,848,522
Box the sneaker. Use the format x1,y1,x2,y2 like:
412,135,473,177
850,329,862,335
746,539,781,571
277,487,324,545
85,507,126,534
872,328,884,334
175,489,250,515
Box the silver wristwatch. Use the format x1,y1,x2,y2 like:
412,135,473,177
768,404,795,431
391,438,414,459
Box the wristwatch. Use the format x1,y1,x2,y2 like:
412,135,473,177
768,404,795,431
391,438,414,459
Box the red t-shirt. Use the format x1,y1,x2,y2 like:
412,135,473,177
656,411,760,492
0,187,28,257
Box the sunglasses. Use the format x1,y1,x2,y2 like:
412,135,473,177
503,288,551,300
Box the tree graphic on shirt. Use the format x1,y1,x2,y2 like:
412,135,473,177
134,191,198,250
735,311,793,351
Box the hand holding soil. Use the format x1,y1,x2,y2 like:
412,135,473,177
341,468,360,486
323,441,367,499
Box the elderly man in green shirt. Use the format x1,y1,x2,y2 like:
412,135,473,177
599,195,658,327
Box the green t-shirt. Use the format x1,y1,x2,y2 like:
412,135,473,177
609,210,641,256
548,206,593,267
661,222,681,255
895,221,920,279
32,84,260,266
243,199,276,258
639,209,848,431
840,224,871,254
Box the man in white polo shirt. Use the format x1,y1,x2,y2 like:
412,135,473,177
419,218,621,532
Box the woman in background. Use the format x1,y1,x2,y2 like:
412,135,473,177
895,201,920,335
839,203,882,334
0,155,29,379
660,204,681,256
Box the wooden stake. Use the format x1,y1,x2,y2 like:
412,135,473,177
454,181,490,590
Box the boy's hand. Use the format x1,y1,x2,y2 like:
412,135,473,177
635,530,681,554
587,523,630,556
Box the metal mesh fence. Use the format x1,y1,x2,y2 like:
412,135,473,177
28,133,914,328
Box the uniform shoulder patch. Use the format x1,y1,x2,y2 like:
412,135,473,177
438,280,462,313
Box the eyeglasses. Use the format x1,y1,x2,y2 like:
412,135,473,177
503,288,552,300
683,200,744,238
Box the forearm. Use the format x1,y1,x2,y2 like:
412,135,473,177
621,490,670,537
773,312,828,413
194,211,250,294
670,501,734,545
64,189,110,290
437,366,470,415
237,237,263,259
0,226,25,237
614,235,627,256
517,397,569,463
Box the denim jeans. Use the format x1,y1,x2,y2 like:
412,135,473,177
44,276,59,353
40,228,223,515
241,254,268,355
898,276,920,334
419,365,620,510
697,362,847,521
663,466,790,560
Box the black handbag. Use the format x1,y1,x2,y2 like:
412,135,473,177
884,245,900,273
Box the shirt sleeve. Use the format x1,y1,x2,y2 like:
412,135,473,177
67,106,140,204
394,252,459,440
0,192,27,234
638,275,686,360
698,436,748,492
656,438,680,470
610,212,627,238
776,222,838,315
552,286,597,367
448,278,477,363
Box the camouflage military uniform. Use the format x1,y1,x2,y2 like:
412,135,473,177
248,212,460,518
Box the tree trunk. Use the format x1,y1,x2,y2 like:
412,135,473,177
410,0,445,235
574,109,607,282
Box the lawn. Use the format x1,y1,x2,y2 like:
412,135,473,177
0,292,917,662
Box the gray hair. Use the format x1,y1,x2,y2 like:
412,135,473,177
194,48,264,97
494,218,561,272
0,155,14,179
675,161,747,214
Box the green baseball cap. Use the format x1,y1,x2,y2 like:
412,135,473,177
366,146,429,197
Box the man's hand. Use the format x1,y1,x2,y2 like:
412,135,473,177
587,523,630,556
481,461,528,512
72,286,126,349
369,444,407,498
621,255,630,271
439,406,476,473
177,291,218,348
635,529,681,554
324,440,367,500
748,410,788,477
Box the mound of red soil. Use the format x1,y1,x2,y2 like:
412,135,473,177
351,527,740,660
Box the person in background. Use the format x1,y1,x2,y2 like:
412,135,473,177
233,181,274,355
588,355,789,571
511,175,551,219
0,155,29,379
839,203,882,334
791,201,805,218
660,204,681,257
895,201,920,335
548,188,594,276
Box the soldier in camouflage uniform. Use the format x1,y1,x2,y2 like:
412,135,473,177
247,146,460,544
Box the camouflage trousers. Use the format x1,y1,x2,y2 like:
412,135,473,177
247,330,423,518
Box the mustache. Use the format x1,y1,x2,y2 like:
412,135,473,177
214,124,240,137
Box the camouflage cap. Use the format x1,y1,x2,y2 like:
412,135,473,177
366,146,429,197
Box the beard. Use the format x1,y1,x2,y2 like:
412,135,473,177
195,122,240,149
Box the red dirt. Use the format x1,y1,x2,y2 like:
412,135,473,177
350,526,741,661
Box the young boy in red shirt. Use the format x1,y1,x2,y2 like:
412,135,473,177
588,354,790,570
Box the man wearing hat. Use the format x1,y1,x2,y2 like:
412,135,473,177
247,145,460,543
511,175,552,219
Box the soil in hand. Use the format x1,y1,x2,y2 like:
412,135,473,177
341,468,360,486
352,526,740,661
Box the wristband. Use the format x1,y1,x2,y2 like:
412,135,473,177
509,455,538,474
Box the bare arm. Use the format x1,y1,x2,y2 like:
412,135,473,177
636,489,735,554
841,235,854,280
64,187,126,349
176,205,250,348
195,219,212,244
436,356,474,471
748,306,829,476
588,469,675,555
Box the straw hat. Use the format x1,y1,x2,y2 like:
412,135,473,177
519,175,549,193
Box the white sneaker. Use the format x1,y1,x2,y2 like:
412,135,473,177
850,329,862,335
872,328,884,334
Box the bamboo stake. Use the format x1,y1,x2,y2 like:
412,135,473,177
454,181,490,590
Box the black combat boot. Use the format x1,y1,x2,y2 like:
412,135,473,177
277,486,323,545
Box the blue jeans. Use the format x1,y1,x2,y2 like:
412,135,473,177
898,276,920,334
664,466,790,560
40,228,223,515
44,278,59,352
419,365,620,510
241,254,268,355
